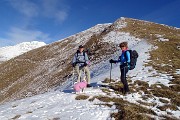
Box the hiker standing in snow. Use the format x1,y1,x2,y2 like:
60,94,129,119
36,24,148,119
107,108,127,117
109,42,130,94
72,45,91,87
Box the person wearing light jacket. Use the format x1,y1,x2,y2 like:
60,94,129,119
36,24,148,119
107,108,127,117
109,42,130,94
72,45,91,87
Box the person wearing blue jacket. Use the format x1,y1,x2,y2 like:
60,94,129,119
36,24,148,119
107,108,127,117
72,45,91,87
109,42,130,94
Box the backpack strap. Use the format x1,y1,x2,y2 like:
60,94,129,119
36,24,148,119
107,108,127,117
124,50,131,64
124,50,128,62
83,51,85,60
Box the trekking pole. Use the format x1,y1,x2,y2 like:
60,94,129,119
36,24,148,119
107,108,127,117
82,68,86,92
72,67,75,86
110,63,112,82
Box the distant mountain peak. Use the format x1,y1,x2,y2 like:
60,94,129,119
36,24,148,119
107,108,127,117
0,41,46,63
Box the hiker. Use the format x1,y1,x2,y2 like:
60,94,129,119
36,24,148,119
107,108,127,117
72,45,91,87
109,42,130,94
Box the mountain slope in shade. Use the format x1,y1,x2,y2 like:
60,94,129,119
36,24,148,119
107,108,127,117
0,41,46,63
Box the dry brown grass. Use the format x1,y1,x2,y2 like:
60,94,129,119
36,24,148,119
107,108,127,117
11,115,21,120
0,60,36,90
75,95,89,100
134,80,149,88
149,84,180,106
88,95,156,120
94,103,113,108
102,78,115,83
137,100,157,107
159,98,169,104
109,82,123,92
169,85,180,92
50,117,61,120
157,104,178,111
101,88,111,95
26,111,33,114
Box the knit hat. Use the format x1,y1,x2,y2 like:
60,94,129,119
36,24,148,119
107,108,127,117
79,45,84,48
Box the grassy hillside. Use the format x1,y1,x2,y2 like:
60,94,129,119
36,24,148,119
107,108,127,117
0,24,112,103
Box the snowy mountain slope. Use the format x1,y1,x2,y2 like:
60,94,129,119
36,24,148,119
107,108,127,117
0,41,46,63
0,16,180,118
0,40,179,120
0,23,112,104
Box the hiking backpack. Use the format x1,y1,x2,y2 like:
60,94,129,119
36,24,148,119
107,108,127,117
124,50,138,70
76,49,91,60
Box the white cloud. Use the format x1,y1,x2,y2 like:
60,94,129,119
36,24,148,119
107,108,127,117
10,0,39,18
55,11,68,22
0,27,50,47
0,0,70,47
9,0,69,23
41,0,69,23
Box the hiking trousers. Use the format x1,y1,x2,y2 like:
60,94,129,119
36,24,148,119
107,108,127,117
75,65,91,84
120,65,129,93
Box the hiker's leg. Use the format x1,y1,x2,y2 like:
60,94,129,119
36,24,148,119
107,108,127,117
121,66,129,93
75,65,81,82
84,66,91,84
124,66,129,92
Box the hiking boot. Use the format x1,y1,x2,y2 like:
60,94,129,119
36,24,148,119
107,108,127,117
87,84,91,88
119,88,124,93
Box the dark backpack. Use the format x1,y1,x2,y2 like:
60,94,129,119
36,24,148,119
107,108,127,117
124,50,138,70
76,50,86,62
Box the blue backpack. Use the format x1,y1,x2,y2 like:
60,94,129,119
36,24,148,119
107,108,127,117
124,50,138,70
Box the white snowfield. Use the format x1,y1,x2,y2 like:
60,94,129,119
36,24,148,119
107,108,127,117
0,41,46,62
0,89,116,120
0,39,179,120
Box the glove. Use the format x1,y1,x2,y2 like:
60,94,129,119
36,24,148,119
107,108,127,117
72,63,76,67
124,62,129,66
84,62,88,67
109,59,116,63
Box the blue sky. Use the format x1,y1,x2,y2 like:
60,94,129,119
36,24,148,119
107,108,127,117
0,0,180,47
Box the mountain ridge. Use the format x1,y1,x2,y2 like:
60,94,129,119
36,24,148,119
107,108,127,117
0,17,179,106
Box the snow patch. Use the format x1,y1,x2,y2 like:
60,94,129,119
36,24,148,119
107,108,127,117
113,17,127,29
102,31,141,45
158,38,169,42
175,69,180,75
155,34,169,42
